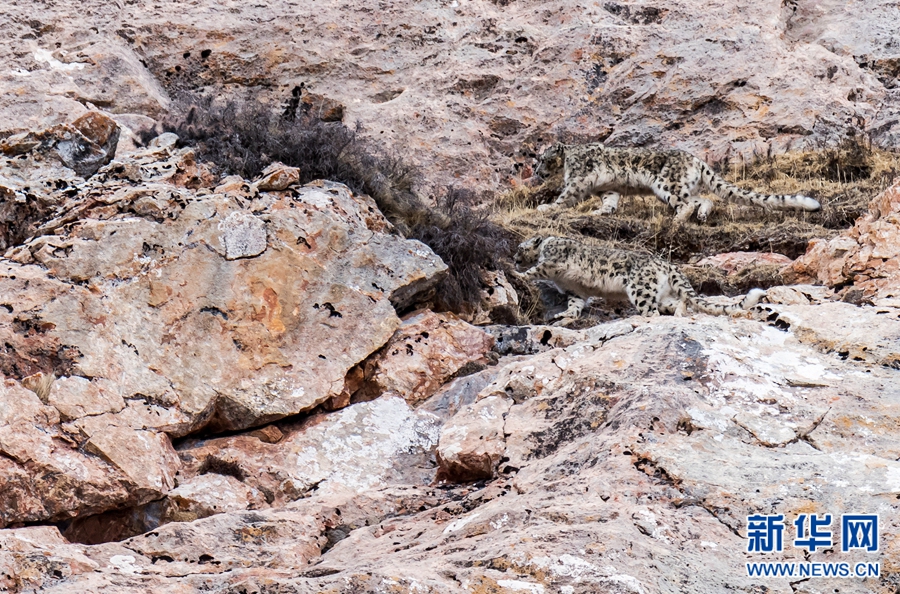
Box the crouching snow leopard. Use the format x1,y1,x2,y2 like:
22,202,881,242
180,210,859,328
535,142,821,223
514,236,766,320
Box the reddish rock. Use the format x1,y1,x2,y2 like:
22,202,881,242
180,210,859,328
695,251,793,275
435,395,511,482
1,314,899,592
169,149,217,189
70,112,120,156
247,424,284,444
0,526,99,591
47,376,124,420
0,135,445,527
0,380,169,527
784,179,900,300
84,426,180,498
254,161,300,191
361,311,495,406
1,177,445,439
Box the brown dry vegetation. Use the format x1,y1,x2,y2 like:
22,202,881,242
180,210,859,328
495,137,900,302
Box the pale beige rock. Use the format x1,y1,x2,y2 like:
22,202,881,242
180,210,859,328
436,395,511,482
361,311,495,406
47,376,125,420
763,284,834,305
0,112,120,178
0,37,168,136
217,210,268,260
255,161,300,191
213,174,254,197
0,1,897,195
485,319,638,356
754,301,900,367
177,396,441,504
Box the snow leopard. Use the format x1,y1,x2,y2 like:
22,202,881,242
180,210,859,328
514,236,766,320
534,142,821,223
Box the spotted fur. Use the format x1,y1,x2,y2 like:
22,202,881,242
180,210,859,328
515,236,766,319
535,142,821,223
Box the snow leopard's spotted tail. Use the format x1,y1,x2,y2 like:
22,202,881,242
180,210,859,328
698,161,821,212
668,268,767,316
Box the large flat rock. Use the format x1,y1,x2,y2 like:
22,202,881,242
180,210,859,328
3,314,897,591
0,135,446,526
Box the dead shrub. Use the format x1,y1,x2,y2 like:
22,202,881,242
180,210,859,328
409,186,514,312
138,93,426,227
140,93,513,314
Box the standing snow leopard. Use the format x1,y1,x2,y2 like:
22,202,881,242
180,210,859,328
534,142,821,223
514,236,766,320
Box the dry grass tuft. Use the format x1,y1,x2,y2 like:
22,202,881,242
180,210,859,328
720,134,899,230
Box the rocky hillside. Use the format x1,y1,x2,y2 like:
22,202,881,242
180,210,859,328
0,109,898,593
1,1,900,593
1,0,899,196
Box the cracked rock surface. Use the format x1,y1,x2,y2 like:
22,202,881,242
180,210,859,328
0,2,899,589
2,303,898,591
1,120,898,591
1,0,898,194
0,124,447,529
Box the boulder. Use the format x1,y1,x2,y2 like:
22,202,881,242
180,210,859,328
359,311,495,406
254,161,301,191
0,133,446,526
435,395,511,482
0,112,120,178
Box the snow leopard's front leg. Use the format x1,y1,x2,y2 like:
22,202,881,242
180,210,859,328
550,294,586,326
555,180,590,207
596,191,620,215
519,262,555,282
551,294,585,321
625,279,660,316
